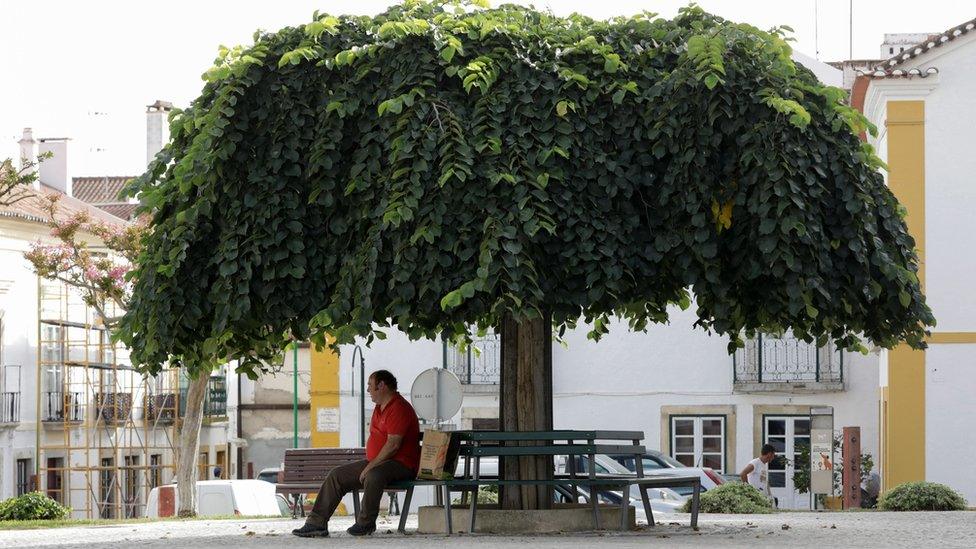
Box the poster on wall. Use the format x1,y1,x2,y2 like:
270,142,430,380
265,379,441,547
316,407,340,432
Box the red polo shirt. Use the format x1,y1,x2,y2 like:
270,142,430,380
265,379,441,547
366,393,421,472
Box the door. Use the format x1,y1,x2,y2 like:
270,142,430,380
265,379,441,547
764,416,811,509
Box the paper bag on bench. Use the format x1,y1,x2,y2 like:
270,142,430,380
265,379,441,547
417,430,461,480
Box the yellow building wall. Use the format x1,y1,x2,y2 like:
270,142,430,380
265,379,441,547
310,344,340,448
882,100,926,491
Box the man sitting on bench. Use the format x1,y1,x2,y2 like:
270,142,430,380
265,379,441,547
293,369,420,537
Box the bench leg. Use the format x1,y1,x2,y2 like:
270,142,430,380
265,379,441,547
468,488,478,533
389,492,400,516
640,486,654,527
443,484,453,535
620,488,629,531
589,485,600,530
691,481,700,531
352,489,361,519
398,487,413,534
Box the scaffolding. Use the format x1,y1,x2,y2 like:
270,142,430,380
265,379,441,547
36,278,182,519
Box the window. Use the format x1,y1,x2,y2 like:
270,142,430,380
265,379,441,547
16,459,31,495
670,416,726,473
199,452,209,480
100,457,115,519
150,454,162,489
46,457,64,504
123,455,139,518
889,47,894,54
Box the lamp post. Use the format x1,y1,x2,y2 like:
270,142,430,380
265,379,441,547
350,345,366,447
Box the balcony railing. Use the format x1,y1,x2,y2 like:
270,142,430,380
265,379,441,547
95,392,133,423
177,376,228,418
1,392,19,423
733,334,843,388
42,391,84,422
445,334,500,385
145,392,178,422
205,376,227,417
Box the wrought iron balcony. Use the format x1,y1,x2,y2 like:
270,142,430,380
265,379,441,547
445,334,500,385
0,392,19,423
42,391,84,422
733,334,844,392
145,392,178,422
95,392,133,423
205,376,227,417
177,376,228,418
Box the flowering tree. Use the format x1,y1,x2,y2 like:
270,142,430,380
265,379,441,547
24,195,209,517
0,153,49,207
24,194,138,325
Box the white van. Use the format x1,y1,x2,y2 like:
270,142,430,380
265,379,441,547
146,479,288,518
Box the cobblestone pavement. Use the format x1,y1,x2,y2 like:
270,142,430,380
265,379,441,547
2,511,974,548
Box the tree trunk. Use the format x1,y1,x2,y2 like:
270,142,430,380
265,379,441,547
499,312,553,510
177,373,209,517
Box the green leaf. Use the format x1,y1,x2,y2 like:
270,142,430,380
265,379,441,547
556,100,569,117
440,46,456,62
440,289,463,310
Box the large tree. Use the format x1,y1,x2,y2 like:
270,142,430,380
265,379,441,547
117,1,934,510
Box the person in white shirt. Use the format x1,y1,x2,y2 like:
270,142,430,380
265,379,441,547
740,444,776,498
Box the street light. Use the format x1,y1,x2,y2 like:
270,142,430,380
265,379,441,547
350,345,366,447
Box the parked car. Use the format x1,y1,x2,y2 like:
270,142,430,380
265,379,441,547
256,467,282,485
553,482,685,515
146,479,290,518
455,454,688,513
607,450,724,496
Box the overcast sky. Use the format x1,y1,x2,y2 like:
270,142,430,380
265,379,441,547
1,0,972,176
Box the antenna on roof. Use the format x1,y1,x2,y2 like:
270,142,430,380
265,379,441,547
814,0,820,60
849,0,853,59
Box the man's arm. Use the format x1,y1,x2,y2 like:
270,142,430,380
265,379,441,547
359,434,404,483
739,463,754,483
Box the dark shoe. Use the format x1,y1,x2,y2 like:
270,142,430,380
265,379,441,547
346,522,376,536
292,523,330,537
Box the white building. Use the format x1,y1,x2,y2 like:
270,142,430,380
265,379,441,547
856,17,976,503
0,104,237,517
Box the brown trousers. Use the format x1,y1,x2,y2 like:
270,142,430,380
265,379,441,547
306,459,415,527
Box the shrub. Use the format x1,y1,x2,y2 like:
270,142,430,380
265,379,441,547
0,492,71,521
680,482,773,514
878,482,966,511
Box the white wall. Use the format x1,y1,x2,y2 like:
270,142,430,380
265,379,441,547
921,33,976,333
926,344,976,503
552,308,879,474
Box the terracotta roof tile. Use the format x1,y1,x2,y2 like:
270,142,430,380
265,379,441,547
96,203,140,220
876,18,976,70
71,176,136,203
0,183,128,227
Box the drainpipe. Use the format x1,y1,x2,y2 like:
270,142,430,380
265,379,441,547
236,370,243,478
293,344,299,448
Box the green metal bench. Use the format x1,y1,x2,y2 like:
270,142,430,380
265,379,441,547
395,430,701,534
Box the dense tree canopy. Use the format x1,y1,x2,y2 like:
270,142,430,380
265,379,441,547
119,0,934,377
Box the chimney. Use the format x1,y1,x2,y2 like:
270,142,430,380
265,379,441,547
146,100,173,167
37,137,72,196
18,128,38,188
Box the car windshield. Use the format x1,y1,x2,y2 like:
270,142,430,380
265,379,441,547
653,453,685,468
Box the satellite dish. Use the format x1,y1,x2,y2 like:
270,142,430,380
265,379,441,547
410,368,463,423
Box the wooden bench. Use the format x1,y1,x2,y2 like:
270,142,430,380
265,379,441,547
277,447,411,526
